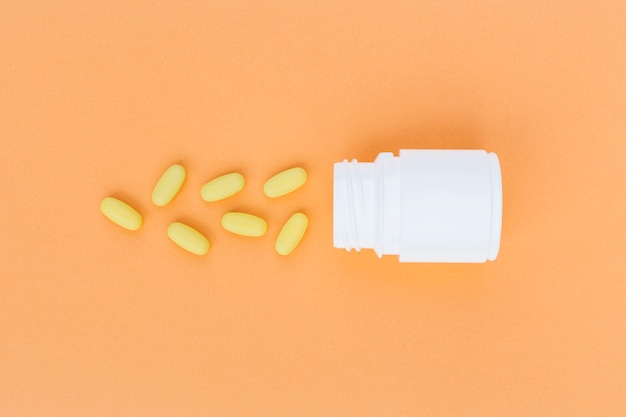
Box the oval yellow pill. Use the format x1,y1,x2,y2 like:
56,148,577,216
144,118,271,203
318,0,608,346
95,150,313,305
221,212,267,237
100,197,143,231
200,172,245,202
263,167,307,198
167,222,210,255
275,212,308,255
152,164,186,206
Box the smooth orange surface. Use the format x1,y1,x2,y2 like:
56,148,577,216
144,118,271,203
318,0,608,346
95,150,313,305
1,1,625,416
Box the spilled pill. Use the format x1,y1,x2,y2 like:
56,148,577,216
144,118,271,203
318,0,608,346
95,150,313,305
221,212,267,237
100,197,143,231
263,167,307,198
275,212,308,256
167,222,210,255
152,164,186,206
201,172,245,202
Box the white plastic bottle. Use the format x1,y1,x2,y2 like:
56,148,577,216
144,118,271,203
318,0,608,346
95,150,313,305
333,149,502,263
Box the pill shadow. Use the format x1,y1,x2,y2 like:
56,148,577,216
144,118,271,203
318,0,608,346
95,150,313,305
269,208,310,227
200,166,248,179
108,191,149,220
198,167,260,208
155,158,190,171
150,158,191,185
224,205,271,220
263,162,310,176
221,205,284,239
171,216,212,239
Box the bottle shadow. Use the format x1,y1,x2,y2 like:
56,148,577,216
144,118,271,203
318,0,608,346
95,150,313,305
342,118,485,163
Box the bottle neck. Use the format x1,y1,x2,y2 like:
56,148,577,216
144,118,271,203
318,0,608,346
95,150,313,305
333,159,376,253
333,153,401,258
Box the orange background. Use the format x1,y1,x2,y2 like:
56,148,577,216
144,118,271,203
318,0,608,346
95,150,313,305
1,1,625,416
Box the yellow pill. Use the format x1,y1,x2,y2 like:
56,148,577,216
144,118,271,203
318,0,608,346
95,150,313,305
152,164,186,206
263,167,307,198
275,212,309,255
201,172,245,202
167,222,210,255
221,212,267,237
100,197,143,231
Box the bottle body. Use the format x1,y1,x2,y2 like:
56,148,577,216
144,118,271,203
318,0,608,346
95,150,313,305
333,149,502,263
